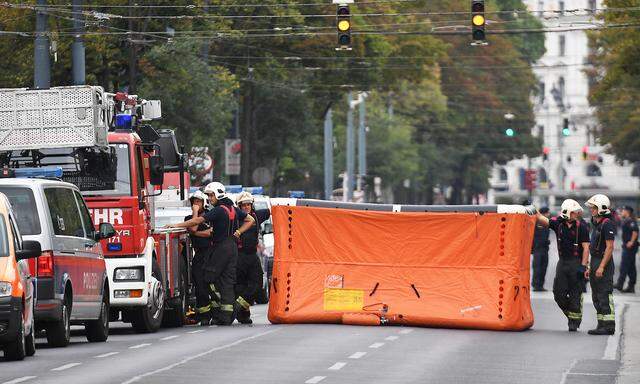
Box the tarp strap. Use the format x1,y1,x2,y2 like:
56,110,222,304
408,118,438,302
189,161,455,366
411,284,421,298
369,282,379,297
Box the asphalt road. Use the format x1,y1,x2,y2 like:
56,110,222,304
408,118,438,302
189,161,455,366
0,235,637,384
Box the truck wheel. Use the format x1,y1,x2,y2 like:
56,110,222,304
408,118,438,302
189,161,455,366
86,287,109,342
25,314,36,357
162,262,187,328
4,308,26,361
46,297,71,347
131,261,164,333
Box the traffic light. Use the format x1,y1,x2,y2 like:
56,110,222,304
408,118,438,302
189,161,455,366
562,118,570,136
505,128,515,137
336,4,351,50
582,146,588,160
542,146,550,161
524,169,537,191
471,0,486,44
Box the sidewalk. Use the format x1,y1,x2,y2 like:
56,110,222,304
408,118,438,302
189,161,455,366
618,291,640,384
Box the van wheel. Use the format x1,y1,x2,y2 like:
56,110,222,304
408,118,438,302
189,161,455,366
131,262,164,333
25,315,36,357
86,289,109,342
4,308,26,361
46,299,71,347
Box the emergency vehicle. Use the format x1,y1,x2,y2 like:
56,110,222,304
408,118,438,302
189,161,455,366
0,86,191,333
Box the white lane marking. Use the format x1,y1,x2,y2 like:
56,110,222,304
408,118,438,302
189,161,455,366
603,303,626,360
385,336,399,341
2,377,37,384
129,343,151,349
305,376,326,384
94,352,119,358
566,373,617,376
369,342,385,349
121,329,280,384
560,359,579,384
399,329,414,335
51,363,81,371
161,335,179,341
328,362,347,371
188,330,205,334
348,352,367,359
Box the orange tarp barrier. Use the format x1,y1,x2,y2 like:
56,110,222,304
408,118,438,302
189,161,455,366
267,204,536,331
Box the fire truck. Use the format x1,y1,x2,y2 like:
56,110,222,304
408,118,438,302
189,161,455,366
0,86,191,332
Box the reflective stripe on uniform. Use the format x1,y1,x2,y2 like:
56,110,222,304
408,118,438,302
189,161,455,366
608,294,615,316
237,296,251,310
597,314,604,320
602,314,615,321
197,304,212,314
220,304,234,312
567,311,582,320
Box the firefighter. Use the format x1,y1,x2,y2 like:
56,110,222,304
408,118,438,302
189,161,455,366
532,207,551,292
234,191,271,324
615,206,638,293
536,199,590,332
585,194,617,335
166,182,255,325
183,191,212,325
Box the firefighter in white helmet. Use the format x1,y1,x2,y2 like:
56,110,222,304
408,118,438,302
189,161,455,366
585,194,616,335
536,199,590,332
167,182,255,325
234,191,271,324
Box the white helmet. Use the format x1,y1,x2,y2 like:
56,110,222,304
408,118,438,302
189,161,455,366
236,191,254,205
586,194,611,215
189,190,208,204
560,199,582,220
204,182,227,200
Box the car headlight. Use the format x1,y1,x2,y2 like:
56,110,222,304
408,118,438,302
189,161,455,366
0,282,12,297
114,268,143,281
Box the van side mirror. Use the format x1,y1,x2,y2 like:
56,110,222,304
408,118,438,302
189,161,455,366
149,155,164,186
95,223,116,241
17,240,41,260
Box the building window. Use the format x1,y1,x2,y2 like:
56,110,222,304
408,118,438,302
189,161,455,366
538,82,545,103
559,0,565,14
586,163,602,177
538,0,545,15
538,124,545,138
558,76,565,99
632,163,640,177
499,168,508,181
559,35,566,56
589,0,597,12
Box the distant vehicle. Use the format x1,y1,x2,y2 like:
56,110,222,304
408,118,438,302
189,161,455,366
0,177,115,347
253,195,273,304
0,192,40,360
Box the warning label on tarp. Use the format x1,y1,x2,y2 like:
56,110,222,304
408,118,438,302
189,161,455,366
323,289,364,311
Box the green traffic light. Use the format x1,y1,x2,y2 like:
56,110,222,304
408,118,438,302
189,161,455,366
505,128,515,137
562,128,570,136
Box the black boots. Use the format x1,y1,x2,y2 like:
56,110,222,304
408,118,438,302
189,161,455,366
235,297,253,324
568,319,580,332
622,285,635,293
588,320,615,335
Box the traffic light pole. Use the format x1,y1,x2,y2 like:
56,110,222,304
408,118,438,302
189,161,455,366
357,94,367,197
346,92,355,201
324,107,334,201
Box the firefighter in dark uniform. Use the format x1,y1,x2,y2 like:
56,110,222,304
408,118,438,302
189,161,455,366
615,206,638,293
234,191,271,324
167,182,255,326
532,207,551,291
184,191,212,325
585,194,617,335
536,199,590,332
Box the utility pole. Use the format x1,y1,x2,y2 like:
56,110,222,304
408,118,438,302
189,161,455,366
128,0,137,93
201,0,210,59
357,94,367,197
34,0,51,89
324,107,334,200
72,0,85,85
346,92,355,202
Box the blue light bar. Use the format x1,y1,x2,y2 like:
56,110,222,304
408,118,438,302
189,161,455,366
243,186,264,195
288,190,305,198
226,185,243,194
115,114,133,130
107,243,123,252
14,167,63,179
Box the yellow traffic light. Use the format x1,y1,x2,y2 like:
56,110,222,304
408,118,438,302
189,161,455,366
472,14,485,26
338,20,351,32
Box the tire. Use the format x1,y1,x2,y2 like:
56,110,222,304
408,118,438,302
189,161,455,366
85,287,109,342
131,261,164,333
162,262,187,328
25,315,36,357
46,298,71,348
4,308,26,361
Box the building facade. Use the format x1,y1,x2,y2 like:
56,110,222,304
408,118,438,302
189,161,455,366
488,0,640,209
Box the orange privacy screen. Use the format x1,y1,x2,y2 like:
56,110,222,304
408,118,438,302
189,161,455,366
267,203,536,331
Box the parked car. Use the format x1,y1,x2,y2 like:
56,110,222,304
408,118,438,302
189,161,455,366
0,177,115,347
253,196,273,304
0,192,41,360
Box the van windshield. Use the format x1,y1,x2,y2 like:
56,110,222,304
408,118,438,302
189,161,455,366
0,187,41,235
